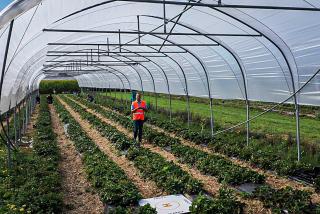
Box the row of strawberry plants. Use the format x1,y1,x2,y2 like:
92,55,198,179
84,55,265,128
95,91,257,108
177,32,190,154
70,95,265,186
60,95,245,213
1,97,62,213
61,95,203,194
53,98,143,210
74,95,320,213
94,94,311,176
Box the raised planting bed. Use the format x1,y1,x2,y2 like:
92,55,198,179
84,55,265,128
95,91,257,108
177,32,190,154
0,97,62,213
72,94,320,213
60,95,245,213
69,95,265,186
54,98,142,208
93,94,316,179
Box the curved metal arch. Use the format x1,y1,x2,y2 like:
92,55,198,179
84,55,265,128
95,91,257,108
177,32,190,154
143,15,248,97
45,48,145,92
210,7,302,160
124,31,216,135
142,14,251,143
92,71,126,100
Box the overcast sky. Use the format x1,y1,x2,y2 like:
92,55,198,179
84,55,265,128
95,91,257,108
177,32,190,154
0,0,12,10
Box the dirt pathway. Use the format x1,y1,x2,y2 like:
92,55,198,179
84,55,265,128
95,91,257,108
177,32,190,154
49,105,104,214
66,97,269,214
94,101,320,204
57,97,163,199
25,105,39,137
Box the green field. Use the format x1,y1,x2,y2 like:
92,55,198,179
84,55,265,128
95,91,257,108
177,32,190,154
40,80,80,94
99,91,320,146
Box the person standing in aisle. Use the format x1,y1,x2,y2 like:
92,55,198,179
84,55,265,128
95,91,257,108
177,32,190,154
131,93,147,147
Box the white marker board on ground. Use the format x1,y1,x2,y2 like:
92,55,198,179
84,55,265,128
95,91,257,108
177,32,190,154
139,194,192,214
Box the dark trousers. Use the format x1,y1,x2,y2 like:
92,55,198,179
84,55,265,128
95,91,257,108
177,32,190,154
133,120,144,143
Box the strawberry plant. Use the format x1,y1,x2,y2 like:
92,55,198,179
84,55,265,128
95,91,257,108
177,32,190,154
54,98,142,206
253,185,315,213
76,94,320,212
0,97,62,213
62,96,204,194
71,95,265,186
61,95,246,213
190,188,243,214
94,94,317,179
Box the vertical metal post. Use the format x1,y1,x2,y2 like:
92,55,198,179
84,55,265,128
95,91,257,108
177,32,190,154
17,103,21,143
163,0,167,33
6,110,10,143
90,49,93,65
209,98,214,136
186,94,191,128
107,38,110,56
246,102,250,146
118,29,122,52
169,94,172,121
155,92,158,110
296,104,301,161
25,94,28,129
6,111,11,170
137,16,141,44
98,45,100,61
14,104,17,145
86,53,89,66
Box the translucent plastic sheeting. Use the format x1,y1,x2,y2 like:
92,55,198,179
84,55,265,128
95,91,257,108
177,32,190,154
0,0,320,113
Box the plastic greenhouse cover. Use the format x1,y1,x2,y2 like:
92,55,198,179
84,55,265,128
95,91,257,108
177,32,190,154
0,0,319,112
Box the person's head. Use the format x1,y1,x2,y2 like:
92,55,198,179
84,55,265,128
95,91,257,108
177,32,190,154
136,93,141,102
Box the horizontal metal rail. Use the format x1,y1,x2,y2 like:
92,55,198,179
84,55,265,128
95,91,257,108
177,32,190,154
43,28,262,37
48,42,219,46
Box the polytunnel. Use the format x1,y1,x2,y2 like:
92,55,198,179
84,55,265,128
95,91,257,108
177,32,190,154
0,0,320,163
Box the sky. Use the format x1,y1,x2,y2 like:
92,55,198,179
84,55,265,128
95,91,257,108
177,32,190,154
0,0,12,10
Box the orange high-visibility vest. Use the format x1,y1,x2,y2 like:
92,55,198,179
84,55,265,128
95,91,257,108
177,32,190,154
132,100,146,121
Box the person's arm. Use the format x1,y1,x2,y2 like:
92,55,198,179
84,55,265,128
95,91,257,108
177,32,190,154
131,104,138,113
140,102,148,112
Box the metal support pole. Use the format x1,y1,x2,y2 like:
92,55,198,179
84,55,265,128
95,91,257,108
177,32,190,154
118,29,122,52
14,104,17,145
25,94,29,130
22,100,25,134
246,102,250,146
6,110,10,142
17,103,20,143
209,98,214,136
91,49,93,65
163,0,167,33
107,38,110,56
169,93,172,121
187,94,191,128
98,44,100,61
155,92,158,110
6,111,11,170
296,104,301,161
137,16,141,44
